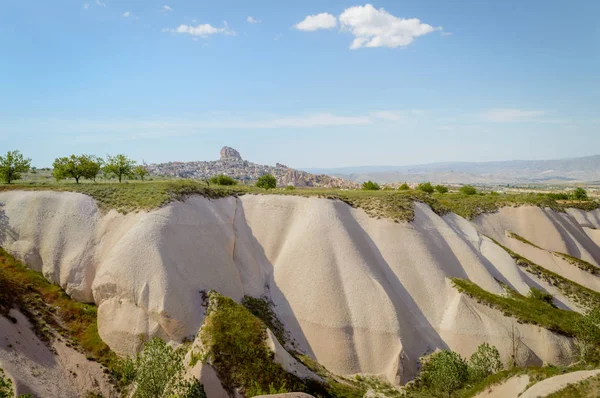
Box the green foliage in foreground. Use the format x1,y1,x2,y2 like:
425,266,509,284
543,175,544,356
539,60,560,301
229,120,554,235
0,150,31,184
199,291,310,397
574,309,600,364
127,338,205,398
52,154,103,184
0,369,12,398
398,182,410,190
209,174,238,186
468,343,503,383
104,154,136,183
362,180,381,190
528,287,555,306
256,174,277,189
451,278,581,336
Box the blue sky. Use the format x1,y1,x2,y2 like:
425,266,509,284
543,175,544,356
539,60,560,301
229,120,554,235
1,0,599,168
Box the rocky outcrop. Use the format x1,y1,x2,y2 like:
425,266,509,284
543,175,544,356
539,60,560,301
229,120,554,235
147,147,358,188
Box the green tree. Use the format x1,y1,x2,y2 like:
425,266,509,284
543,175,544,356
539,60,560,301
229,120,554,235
460,185,478,195
574,308,600,363
468,343,503,383
256,174,277,189
573,188,588,200
52,155,90,184
104,154,136,183
209,174,238,186
134,165,150,181
398,183,410,191
0,150,31,184
82,155,104,182
417,182,434,194
133,338,205,398
419,350,469,397
434,185,449,194
362,180,380,190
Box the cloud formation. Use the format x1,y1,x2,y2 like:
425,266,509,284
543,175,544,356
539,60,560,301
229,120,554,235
339,4,440,49
95,0,106,7
164,22,236,37
481,108,547,122
161,5,172,13
123,11,131,18
294,12,337,31
246,16,261,24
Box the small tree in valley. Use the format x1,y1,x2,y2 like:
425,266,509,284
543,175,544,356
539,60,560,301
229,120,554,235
468,343,503,383
419,350,469,397
52,155,90,183
398,183,410,191
460,185,478,195
0,150,31,184
134,165,149,181
104,154,136,183
573,188,588,200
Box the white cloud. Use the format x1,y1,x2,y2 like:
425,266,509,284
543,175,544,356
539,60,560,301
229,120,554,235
83,3,90,9
441,32,452,36
294,12,337,31
247,16,262,24
339,4,440,49
164,21,236,37
481,108,547,122
95,0,106,7
123,11,131,17
161,5,172,13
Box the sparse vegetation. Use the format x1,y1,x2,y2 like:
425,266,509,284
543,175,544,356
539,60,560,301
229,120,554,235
451,278,581,336
528,287,555,306
416,350,470,397
0,248,117,368
398,183,410,190
256,174,277,189
362,180,380,190
574,188,588,200
546,373,600,397
0,150,31,184
574,309,600,364
417,182,434,194
242,296,289,347
507,231,544,250
468,343,503,383
199,291,309,397
554,252,600,275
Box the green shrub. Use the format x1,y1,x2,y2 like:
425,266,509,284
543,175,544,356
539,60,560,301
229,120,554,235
418,350,469,396
362,181,380,190
0,369,12,398
468,343,503,383
528,287,554,306
256,174,277,189
573,188,588,200
133,337,205,398
574,309,600,363
417,182,434,194
209,175,238,186
459,185,478,195
398,183,410,190
284,185,296,190
434,185,449,194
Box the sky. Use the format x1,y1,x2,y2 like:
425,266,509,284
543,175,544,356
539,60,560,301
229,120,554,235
1,0,599,168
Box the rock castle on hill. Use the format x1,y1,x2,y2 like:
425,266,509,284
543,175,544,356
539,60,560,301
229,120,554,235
147,146,357,188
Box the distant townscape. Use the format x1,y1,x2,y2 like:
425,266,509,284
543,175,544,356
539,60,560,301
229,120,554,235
146,146,358,188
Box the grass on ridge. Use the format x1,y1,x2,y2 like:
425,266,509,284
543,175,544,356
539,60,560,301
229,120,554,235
451,278,581,336
0,247,116,368
546,374,600,397
554,252,600,276
1,180,598,221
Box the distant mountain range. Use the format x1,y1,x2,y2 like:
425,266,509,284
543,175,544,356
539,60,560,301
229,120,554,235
303,155,600,185
147,146,358,188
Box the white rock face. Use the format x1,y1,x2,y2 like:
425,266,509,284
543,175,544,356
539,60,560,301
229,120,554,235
1,192,599,384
